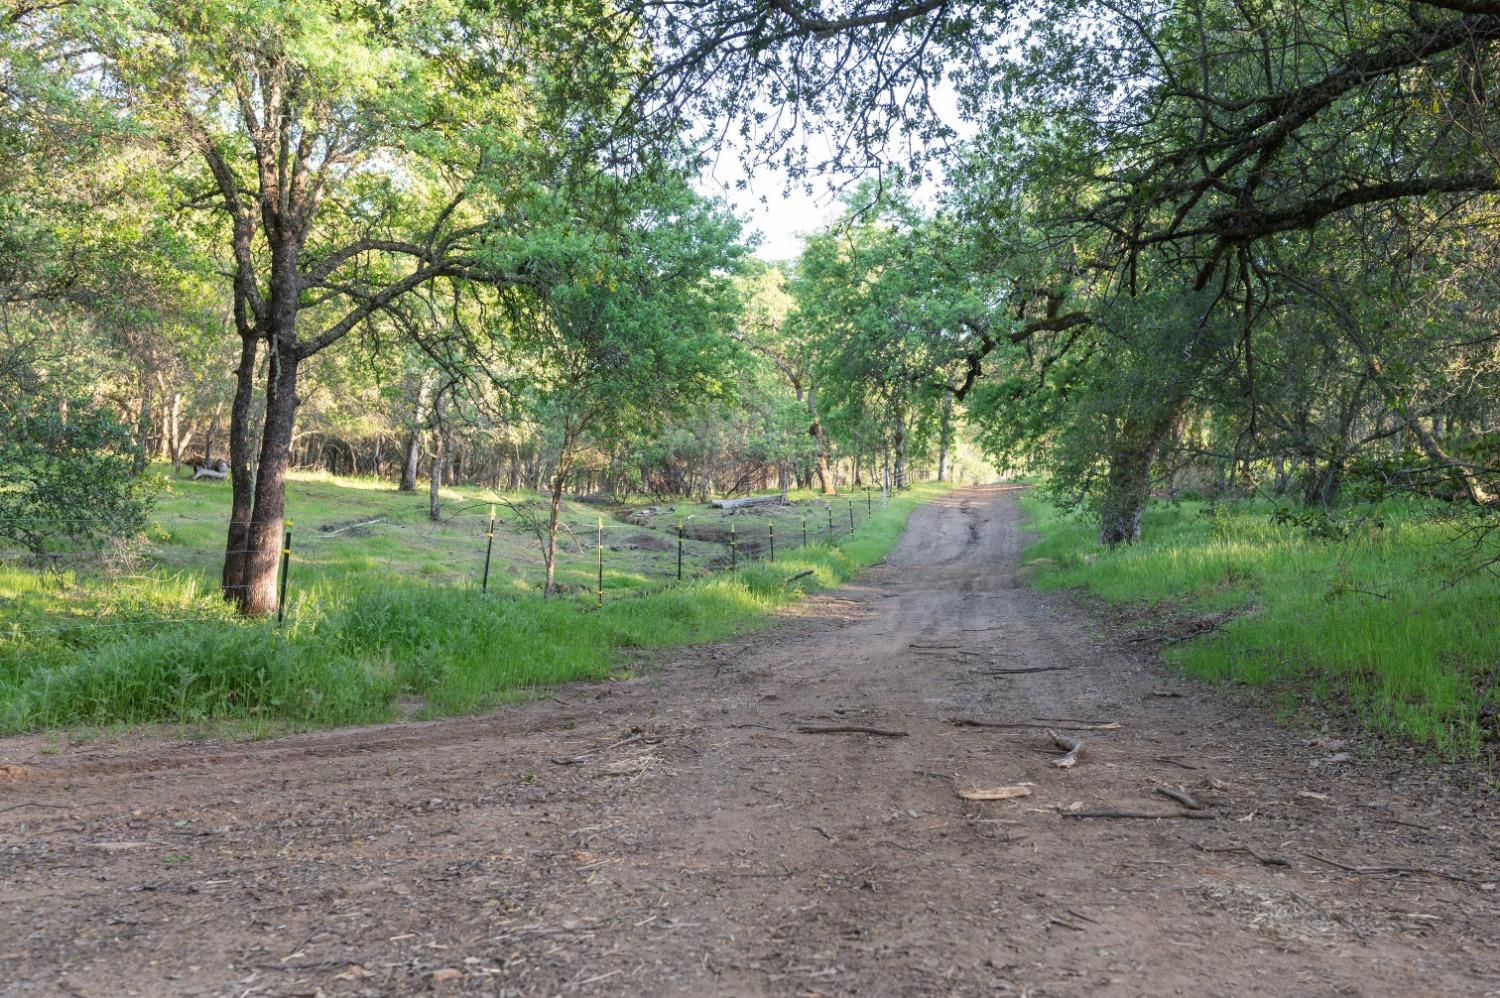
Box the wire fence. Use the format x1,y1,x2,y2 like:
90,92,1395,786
1,487,902,637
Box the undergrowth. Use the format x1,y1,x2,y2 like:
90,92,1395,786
0,483,944,733
1020,494,1500,758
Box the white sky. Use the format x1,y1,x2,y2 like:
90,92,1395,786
698,83,973,263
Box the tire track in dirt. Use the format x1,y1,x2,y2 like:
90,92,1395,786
2,485,1497,996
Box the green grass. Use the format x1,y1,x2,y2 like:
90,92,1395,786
0,473,945,734
1020,494,1500,758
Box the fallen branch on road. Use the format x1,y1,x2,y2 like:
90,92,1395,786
950,718,1120,732
1156,786,1206,810
797,725,909,737
980,666,1073,675
1062,809,1218,821
957,785,1033,801
1048,729,1085,769
1305,852,1492,886
1196,843,1289,867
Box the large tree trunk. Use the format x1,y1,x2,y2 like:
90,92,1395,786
221,333,260,600
544,465,567,596
1302,454,1344,507
807,385,836,495
398,432,421,491
203,401,223,464
428,394,445,522
133,370,154,476
236,336,300,616
1097,410,1177,547
892,408,908,490
937,394,953,482
167,390,187,477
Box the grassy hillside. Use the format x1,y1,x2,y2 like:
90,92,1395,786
1021,494,1500,758
0,470,944,735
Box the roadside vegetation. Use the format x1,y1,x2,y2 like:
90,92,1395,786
0,473,944,735
1022,494,1500,758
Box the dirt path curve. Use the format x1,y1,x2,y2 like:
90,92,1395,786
4,486,1498,997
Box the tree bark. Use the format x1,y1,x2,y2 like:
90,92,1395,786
221,333,260,601
937,393,953,482
1098,409,1178,546
892,407,908,490
236,334,299,616
807,385,836,495
398,432,421,491
544,460,568,596
428,392,445,522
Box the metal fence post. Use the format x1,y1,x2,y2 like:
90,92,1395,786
826,504,833,537
848,499,854,530
768,522,775,562
596,518,603,608
677,522,684,582
730,522,737,574
277,520,293,624
802,515,808,548
482,504,496,593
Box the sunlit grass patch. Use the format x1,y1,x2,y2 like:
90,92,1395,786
1020,494,1500,757
0,477,944,735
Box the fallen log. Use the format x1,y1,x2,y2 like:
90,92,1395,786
1063,809,1219,821
709,495,784,510
797,725,908,737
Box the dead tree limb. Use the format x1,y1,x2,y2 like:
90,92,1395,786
1062,809,1219,821
1047,729,1085,769
1197,843,1289,867
797,725,909,737
1156,786,1205,810
1305,852,1491,885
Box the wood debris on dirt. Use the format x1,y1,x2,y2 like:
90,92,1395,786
796,724,909,737
1047,729,1085,769
1197,843,1290,867
1305,852,1494,886
957,784,1033,801
1062,809,1218,821
951,717,1120,732
1156,786,1205,810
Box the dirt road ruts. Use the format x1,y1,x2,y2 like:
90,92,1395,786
3,486,1497,996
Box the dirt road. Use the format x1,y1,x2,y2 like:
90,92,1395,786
3,486,1497,997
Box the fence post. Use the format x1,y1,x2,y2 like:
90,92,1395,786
848,499,854,530
677,522,684,582
596,518,603,608
730,522,737,574
768,522,775,562
867,488,872,514
802,515,808,548
826,504,833,538
277,520,293,624
482,504,496,593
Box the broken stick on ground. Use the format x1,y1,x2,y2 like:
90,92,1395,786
1047,729,1085,769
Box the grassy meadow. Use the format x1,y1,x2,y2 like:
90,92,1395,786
1021,494,1500,758
0,469,943,735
